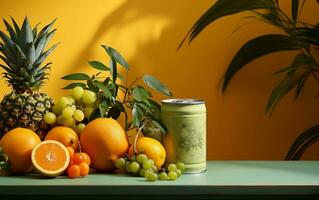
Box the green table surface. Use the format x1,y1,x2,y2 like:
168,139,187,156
1,161,319,198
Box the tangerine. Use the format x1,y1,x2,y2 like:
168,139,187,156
67,164,80,178
78,162,89,176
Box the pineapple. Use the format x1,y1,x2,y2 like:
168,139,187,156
0,17,58,139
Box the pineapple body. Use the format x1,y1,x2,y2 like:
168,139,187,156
0,17,58,139
0,92,53,139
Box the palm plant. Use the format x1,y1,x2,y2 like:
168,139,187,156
180,0,319,160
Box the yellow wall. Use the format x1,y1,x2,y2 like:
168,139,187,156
1,0,319,160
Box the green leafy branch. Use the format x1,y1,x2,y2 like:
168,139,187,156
61,45,172,136
180,0,319,159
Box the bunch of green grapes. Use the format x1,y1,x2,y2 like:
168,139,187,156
44,86,98,133
115,153,185,181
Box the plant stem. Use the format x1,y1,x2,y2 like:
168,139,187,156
133,123,144,154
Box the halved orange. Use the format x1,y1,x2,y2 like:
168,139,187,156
31,140,70,177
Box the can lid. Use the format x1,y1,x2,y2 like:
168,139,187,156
162,99,204,105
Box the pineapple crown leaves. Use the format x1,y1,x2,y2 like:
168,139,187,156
0,17,59,91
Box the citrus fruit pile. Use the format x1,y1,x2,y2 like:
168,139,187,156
67,151,91,178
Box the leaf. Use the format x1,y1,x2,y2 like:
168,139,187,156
62,82,86,89
266,53,314,113
132,86,150,102
0,30,16,53
2,18,19,44
107,102,124,120
152,120,167,134
222,34,300,92
143,75,172,96
99,101,109,117
291,0,299,26
109,57,117,83
89,108,101,121
286,124,319,160
35,18,57,45
101,45,129,70
136,102,152,113
87,79,99,93
10,16,21,38
117,73,124,80
89,61,110,71
26,42,36,65
32,23,39,39
21,17,33,48
132,103,143,127
179,0,274,47
43,29,56,50
61,73,90,80
94,81,112,97
34,43,59,66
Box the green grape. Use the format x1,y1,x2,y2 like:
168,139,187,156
130,156,136,162
82,90,97,105
115,158,126,168
136,154,148,164
62,107,74,118
74,109,84,122
175,169,182,177
125,162,132,173
57,115,64,125
52,104,63,115
84,106,94,118
139,168,146,177
67,96,75,105
70,105,76,111
168,164,177,172
152,165,158,172
149,159,155,166
63,117,75,127
72,86,84,100
129,161,140,173
76,123,86,133
159,172,168,180
44,112,57,124
168,171,177,180
176,162,185,172
59,96,70,108
145,172,158,181
142,160,153,170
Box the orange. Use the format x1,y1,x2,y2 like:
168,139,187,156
0,128,41,174
72,153,85,165
45,126,79,150
78,162,89,176
129,136,166,168
80,118,129,171
82,152,91,166
31,140,70,177
67,164,80,178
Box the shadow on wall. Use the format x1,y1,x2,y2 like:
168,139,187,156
68,0,319,160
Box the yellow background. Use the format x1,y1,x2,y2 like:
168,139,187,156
0,0,319,160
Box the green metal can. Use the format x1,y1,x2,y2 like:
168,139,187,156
161,99,206,173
